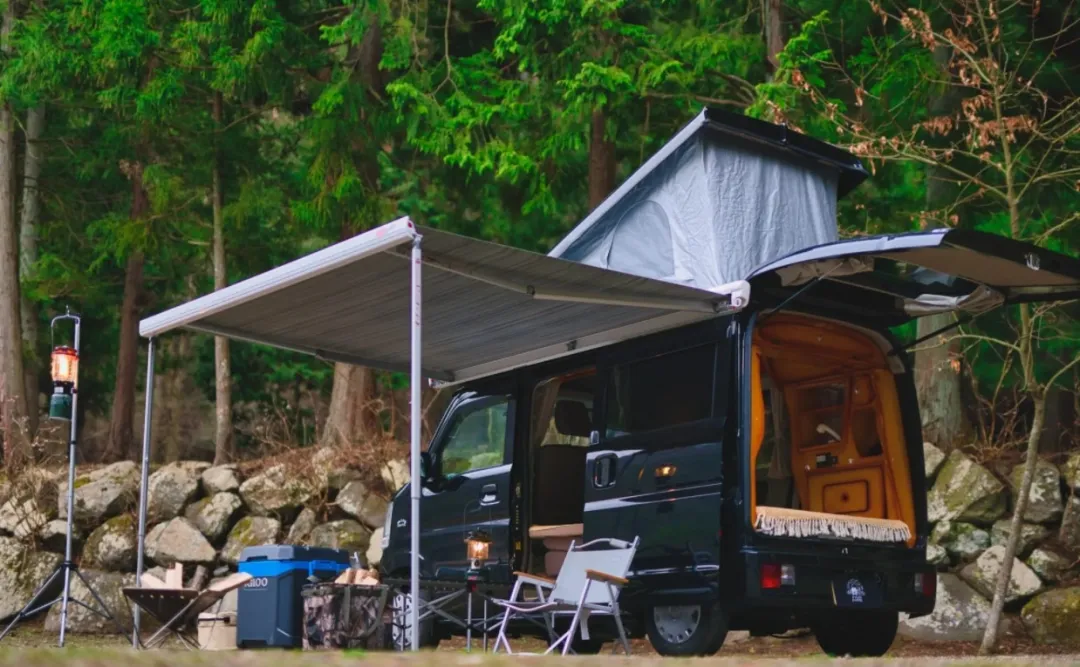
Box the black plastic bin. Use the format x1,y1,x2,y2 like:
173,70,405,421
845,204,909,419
237,545,351,648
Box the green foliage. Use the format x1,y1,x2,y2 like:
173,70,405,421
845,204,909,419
0,0,1074,453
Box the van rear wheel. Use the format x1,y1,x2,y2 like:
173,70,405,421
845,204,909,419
645,604,727,656
812,609,898,657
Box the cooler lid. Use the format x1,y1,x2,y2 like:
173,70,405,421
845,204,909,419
238,544,351,563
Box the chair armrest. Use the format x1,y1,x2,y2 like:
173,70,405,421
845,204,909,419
514,571,555,587
585,569,628,586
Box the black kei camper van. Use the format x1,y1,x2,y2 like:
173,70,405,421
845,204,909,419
379,110,1080,656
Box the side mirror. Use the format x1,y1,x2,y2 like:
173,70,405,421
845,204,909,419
419,451,434,483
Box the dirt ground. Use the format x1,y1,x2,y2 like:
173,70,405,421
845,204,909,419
0,621,1078,665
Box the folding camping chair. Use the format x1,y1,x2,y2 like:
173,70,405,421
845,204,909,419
491,536,638,655
123,569,252,649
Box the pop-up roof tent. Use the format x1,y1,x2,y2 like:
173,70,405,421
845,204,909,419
549,108,869,289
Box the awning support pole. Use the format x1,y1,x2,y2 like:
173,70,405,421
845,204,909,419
132,337,156,648
409,235,423,651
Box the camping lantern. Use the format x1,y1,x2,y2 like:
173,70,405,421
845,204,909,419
49,345,78,421
464,530,492,572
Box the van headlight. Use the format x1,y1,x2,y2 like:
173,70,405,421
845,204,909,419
381,502,392,548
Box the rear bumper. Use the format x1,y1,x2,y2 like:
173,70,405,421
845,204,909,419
739,548,935,617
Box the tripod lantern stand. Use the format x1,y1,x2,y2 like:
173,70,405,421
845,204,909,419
0,309,126,646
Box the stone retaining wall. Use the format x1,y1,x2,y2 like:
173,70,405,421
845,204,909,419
0,450,405,633
900,443,1080,644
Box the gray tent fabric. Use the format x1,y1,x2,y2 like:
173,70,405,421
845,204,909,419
550,108,867,291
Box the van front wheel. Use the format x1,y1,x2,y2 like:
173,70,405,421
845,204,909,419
812,610,898,657
645,604,727,656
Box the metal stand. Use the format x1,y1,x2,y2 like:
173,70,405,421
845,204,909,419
0,313,127,646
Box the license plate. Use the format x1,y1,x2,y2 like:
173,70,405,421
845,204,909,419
832,574,881,607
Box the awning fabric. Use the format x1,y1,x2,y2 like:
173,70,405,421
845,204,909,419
139,217,740,384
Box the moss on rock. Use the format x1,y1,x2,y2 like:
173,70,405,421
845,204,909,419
1022,587,1080,645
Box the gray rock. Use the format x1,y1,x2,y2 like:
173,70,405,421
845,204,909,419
145,518,216,565
927,450,1007,525
381,460,409,493
924,442,946,480
335,481,389,529
82,515,138,572
366,528,384,569
960,545,1044,605
0,474,58,539
0,537,62,620
931,521,990,562
185,492,243,543
1021,587,1080,645
1009,459,1063,525
239,465,316,520
38,519,82,554
311,447,362,491
1060,494,1080,549
147,461,210,524
44,570,134,634
286,507,317,545
202,465,241,495
1028,548,1072,584
310,520,371,553
1064,453,1080,492
990,519,1050,559
899,573,998,641
927,544,949,567
58,461,140,527
221,516,281,566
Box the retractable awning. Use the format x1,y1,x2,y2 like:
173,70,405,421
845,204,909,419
132,215,747,649
139,216,746,384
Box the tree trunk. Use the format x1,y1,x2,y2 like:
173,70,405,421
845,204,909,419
211,92,232,465
915,47,968,451
104,164,148,463
763,0,785,72
321,363,378,447
19,105,44,441
980,387,1045,654
914,312,968,450
0,4,30,469
588,108,616,211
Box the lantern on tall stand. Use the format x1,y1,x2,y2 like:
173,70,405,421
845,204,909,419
0,309,123,647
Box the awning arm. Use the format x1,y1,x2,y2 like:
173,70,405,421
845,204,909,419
389,246,729,314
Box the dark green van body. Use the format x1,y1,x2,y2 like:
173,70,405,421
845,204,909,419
380,307,936,640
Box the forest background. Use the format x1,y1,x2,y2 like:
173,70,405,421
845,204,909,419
0,0,1075,475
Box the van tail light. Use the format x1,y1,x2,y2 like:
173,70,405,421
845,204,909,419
761,563,795,590
914,572,935,597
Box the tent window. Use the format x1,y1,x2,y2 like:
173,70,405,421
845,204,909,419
605,344,714,437
439,397,510,475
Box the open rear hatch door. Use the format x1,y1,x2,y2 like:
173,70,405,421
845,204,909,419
749,229,1080,327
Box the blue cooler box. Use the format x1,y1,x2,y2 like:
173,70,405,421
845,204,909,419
237,545,350,648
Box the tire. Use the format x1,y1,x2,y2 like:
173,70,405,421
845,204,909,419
645,603,728,656
812,610,898,657
391,589,438,651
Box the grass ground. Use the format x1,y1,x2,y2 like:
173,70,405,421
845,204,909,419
0,621,1078,666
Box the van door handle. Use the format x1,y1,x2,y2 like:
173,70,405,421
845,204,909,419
479,483,499,506
592,455,617,489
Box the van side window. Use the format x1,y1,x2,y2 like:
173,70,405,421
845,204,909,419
606,344,715,437
439,397,510,475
